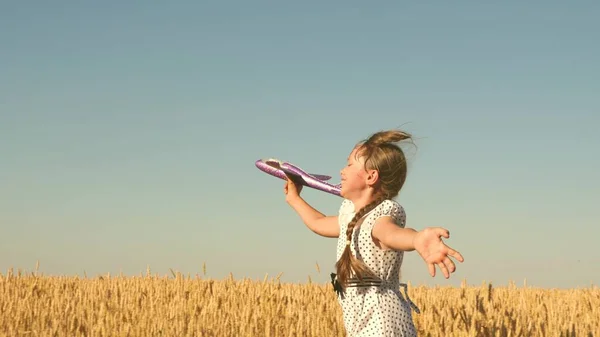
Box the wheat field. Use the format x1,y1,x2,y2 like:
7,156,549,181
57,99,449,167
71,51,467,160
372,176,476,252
1,266,598,337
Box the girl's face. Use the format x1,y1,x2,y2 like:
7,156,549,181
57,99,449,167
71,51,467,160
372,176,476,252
339,147,370,199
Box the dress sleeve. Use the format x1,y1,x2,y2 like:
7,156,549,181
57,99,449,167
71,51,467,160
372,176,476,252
338,199,354,215
371,199,406,228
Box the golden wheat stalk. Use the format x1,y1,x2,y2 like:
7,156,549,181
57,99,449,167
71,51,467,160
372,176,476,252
0,270,597,336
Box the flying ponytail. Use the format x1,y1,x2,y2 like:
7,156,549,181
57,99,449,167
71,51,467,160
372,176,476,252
365,130,412,147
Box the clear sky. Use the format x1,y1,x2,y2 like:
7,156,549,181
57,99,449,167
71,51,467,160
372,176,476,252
1,1,598,289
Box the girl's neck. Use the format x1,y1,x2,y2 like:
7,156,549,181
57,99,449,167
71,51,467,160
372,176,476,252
349,190,381,212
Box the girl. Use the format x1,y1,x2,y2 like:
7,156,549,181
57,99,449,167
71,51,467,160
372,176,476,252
284,129,464,336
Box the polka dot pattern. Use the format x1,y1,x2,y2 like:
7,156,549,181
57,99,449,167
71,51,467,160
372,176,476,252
334,199,417,337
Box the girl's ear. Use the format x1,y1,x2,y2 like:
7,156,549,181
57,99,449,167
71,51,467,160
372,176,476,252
365,169,379,186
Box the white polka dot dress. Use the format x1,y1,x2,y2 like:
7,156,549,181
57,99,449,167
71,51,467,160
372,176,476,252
334,199,418,337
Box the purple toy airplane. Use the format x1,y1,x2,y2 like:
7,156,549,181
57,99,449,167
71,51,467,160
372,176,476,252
255,158,342,197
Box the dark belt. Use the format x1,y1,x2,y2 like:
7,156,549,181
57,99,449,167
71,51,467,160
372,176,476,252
330,272,420,314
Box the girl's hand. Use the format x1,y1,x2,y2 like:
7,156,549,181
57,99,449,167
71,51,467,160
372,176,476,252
413,227,464,279
283,174,303,202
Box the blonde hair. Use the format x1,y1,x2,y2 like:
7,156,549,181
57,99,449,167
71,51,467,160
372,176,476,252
334,129,413,290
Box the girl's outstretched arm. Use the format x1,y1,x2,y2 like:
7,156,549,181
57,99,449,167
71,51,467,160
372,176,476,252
372,216,464,279
371,217,418,251
284,176,339,238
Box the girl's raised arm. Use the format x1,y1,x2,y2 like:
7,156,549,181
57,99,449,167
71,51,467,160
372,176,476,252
284,177,339,238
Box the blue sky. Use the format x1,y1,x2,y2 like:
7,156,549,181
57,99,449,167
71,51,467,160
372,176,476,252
1,1,598,289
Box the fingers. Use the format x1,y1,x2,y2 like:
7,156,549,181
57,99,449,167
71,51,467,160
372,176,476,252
437,229,464,265
437,252,462,279
428,256,457,279
428,251,463,279
436,256,457,279
283,175,302,196
447,247,465,263
428,263,435,277
437,262,449,279
423,228,464,279
433,227,450,239
443,256,456,274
